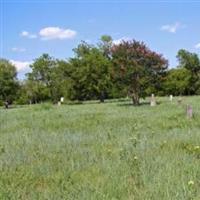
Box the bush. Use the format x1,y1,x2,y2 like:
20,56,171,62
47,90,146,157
14,96,28,105
0,100,4,106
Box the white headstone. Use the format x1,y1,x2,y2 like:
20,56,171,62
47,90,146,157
170,95,173,101
60,97,64,103
150,94,156,106
58,101,61,106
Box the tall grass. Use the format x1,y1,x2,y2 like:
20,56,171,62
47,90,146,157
0,96,200,199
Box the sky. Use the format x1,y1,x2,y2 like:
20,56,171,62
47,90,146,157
1,0,200,79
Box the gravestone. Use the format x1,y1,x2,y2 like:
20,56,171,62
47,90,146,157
4,101,9,109
57,101,61,106
60,97,64,103
150,94,156,106
186,105,193,119
170,95,173,101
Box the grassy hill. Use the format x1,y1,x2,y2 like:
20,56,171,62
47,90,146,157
1,96,200,199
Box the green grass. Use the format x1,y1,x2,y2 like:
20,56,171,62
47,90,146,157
1,96,200,199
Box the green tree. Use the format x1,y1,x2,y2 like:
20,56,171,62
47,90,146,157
164,68,191,96
0,59,19,103
50,59,72,102
111,40,168,105
99,35,113,58
69,42,111,102
27,54,57,102
177,49,200,94
22,80,49,104
98,35,124,98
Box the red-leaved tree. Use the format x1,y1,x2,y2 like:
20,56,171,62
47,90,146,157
111,40,168,105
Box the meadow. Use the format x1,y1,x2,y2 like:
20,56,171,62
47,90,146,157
1,96,200,199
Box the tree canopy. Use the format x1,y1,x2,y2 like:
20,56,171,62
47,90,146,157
68,42,111,102
2,36,200,106
111,40,168,105
0,59,18,103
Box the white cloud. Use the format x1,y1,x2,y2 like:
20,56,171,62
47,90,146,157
20,31,37,39
161,22,185,33
39,27,77,40
20,27,76,40
21,31,29,36
10,60,31,71
112,37,131,45
11,47,26,52
195,43,200,49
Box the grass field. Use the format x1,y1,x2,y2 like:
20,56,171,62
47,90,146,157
1,96,200,199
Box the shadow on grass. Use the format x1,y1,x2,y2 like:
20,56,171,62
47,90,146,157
117,100,162,107
3,98,164,108
1,104,31,110
64,98,131,106
117,102,148,107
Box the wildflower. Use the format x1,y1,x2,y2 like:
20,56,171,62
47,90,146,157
188,180,194,186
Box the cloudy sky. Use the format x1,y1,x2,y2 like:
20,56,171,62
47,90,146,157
1,0,200,79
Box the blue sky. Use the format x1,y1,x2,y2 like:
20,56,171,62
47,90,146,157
1,0,200,79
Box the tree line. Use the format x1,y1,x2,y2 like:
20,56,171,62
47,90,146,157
1,35,200,106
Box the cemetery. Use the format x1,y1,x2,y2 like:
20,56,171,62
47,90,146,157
1,1,200,199
1,34,200,200
1,95,200,199
1,33,200,200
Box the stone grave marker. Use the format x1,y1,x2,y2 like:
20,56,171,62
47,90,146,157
4,101,9,109
186,105,193,119
150,94,156,106
170,95,173,101
60,97,64,103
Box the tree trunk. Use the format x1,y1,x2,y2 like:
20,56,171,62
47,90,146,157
131,73,140,105
99,91,105,103
100,98,104,103
132,93,139,105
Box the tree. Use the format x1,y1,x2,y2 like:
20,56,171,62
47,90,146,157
27,54,57,102
98,35,113,58
21,80,49,104
177,49,200,95
50,59,72,102
0,59,19,103
98,35,124,99
164,68,191,96
111,40,168,105
69,42,111,102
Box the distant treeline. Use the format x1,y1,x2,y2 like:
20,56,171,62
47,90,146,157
1,35,200,106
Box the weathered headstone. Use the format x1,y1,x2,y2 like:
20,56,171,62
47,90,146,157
4,101,9,109
186,104,193,119
60,97,64,103
57,101,61,106
150,94,156,106
170,95,173,101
